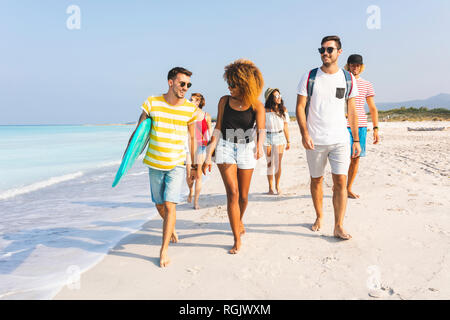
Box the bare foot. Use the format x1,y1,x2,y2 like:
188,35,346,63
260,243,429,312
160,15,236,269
160,249,171,267
311,218,322,231
276,188,282,195
194,201,200,210
187,193,193,203
229,239,241,254
334,226,352,240
171,231,179,243
240,223,246,235
267,189,275,195
347,190,360,199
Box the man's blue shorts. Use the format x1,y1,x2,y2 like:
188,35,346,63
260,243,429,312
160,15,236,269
348,127,367,157
148,166,186,204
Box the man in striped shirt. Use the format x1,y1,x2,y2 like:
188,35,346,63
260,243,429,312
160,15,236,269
131,67,200,267
345,54,380,199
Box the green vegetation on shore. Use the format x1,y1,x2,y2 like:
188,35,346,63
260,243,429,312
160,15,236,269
212,107,450,123
373,107,450,122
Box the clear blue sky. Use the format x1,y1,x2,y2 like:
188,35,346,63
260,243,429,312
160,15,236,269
1,0,449,124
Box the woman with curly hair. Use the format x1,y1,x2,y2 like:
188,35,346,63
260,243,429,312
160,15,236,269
263,88,290,195
202,59,265,254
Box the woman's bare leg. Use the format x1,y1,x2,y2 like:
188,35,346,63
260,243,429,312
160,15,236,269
237,168,254,236
274,145,284,195
193,152,206,209
218,164,241,254
264,146,275,194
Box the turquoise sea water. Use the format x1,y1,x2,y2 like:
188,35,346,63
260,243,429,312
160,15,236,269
0,125,163,299
0,125,135,197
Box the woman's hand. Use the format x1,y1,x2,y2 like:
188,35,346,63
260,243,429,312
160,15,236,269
202,157,212,175
254,144,264,160
285,142,290,150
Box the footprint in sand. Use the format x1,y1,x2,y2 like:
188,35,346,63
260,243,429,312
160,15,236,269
322,256,338,265
186,266,202,275
425,224,450,236
288,255,302,263
368,283,397,298
179,279,194,290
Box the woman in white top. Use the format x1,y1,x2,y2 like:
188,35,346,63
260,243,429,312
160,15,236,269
264,88,290,195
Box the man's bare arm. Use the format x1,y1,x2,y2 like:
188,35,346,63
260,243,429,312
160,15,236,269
295,94,314,149
347,97,361,157
366,96,380,144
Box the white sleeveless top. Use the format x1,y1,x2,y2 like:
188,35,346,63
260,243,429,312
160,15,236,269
265,111,290,132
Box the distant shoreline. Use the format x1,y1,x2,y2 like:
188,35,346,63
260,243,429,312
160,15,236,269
82,123,136,127
3,107,450,126
0,123,136,127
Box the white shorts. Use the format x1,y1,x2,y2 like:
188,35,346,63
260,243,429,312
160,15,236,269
305,143,350,178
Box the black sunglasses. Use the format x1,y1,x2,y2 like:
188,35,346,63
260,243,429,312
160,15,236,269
318,47,337,54
228,82,236,88
179,81,192,88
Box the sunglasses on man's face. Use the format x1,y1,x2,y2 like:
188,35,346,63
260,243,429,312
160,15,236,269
179,81,192,88
228,82,236,89
318,47,337,54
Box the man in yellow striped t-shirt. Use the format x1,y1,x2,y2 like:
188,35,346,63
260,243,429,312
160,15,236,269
129,67,200,267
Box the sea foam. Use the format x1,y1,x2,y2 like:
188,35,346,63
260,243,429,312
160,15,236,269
0,172,84,200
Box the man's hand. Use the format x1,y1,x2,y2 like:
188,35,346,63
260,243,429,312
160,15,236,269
352,142,361,158
373,130,380,144
302,135,314,150
285,142,290,150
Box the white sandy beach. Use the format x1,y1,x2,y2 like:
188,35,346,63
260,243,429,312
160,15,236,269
55,121,450,300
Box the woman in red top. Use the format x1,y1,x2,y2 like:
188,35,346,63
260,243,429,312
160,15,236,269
186,93,212,209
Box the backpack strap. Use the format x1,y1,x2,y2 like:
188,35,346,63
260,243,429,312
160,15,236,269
342,69,353,117
343,69,353,99
305,68,318,119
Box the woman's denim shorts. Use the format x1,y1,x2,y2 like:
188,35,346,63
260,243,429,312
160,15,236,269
214,138,256,169
264,131,286,146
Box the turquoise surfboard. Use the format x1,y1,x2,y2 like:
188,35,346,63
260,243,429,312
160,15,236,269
112,118,151,187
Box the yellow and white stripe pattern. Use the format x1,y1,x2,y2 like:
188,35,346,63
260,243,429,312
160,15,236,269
141,95,198,170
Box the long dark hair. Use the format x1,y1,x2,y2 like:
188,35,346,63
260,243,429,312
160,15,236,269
264,90,286,119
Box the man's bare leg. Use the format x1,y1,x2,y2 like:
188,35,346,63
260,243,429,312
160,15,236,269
332,174,352,240
347,157,360,199
156,204,178,243
160,201,177,267
310,176,324,231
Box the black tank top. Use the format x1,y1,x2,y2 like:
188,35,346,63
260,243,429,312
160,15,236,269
221,96,256,143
